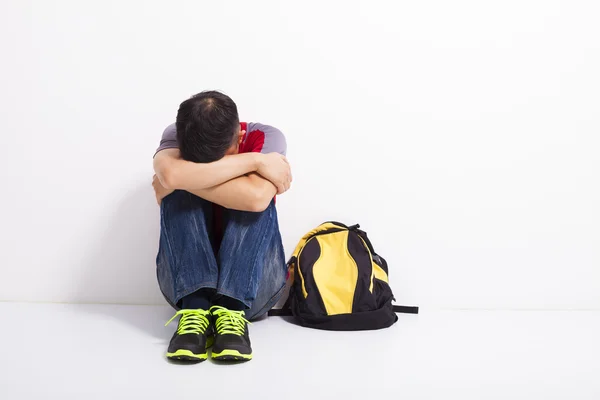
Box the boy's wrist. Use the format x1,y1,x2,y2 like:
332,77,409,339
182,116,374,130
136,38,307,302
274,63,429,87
254,153,264,172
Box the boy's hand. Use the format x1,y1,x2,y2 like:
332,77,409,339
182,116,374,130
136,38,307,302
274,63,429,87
257,153,292,194
153,174,175,205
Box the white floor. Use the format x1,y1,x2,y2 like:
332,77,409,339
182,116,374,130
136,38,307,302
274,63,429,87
0,303,598,400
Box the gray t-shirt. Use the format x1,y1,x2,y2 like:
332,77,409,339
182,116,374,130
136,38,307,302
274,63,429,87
156,121,286,156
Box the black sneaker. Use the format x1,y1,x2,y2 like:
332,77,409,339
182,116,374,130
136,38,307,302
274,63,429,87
210,306,252,361
165,309,212,362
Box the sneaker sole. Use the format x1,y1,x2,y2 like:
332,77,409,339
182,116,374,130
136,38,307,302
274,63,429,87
211,349,253,361
166,349,208,362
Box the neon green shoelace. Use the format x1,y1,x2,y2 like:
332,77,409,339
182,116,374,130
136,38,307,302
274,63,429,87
165,309,210,335
210,306,250,336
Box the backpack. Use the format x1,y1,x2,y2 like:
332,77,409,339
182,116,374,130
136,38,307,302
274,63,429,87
268,221,418,330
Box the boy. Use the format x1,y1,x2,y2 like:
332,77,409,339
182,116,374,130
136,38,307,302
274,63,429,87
152,91,291,362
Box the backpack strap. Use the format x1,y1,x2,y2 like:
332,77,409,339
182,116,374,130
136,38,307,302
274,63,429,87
352,226,419,315
393,305,419,314
269,305,419,317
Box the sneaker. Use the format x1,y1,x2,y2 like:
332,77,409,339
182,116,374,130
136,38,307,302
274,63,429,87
165,309,212,362
210,306,252,361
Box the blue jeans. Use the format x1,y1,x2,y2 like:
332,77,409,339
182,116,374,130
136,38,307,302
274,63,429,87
156,190,287,320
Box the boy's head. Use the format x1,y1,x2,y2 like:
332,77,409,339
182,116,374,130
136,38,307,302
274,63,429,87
176,91,244,163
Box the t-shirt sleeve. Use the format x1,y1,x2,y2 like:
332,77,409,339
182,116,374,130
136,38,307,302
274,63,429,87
245,122,287,156
155,123,178,156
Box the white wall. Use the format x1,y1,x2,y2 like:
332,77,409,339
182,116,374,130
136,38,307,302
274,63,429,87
1,0,598,309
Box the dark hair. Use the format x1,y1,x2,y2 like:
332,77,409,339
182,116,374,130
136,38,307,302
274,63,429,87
176,90,239,163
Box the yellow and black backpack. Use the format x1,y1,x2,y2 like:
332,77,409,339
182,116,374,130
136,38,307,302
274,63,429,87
269,222,418,330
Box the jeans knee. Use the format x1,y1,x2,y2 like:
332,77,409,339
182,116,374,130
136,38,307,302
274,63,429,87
161,190,212,211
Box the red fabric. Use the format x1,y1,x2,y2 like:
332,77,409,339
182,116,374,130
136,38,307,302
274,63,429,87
240,129,265,154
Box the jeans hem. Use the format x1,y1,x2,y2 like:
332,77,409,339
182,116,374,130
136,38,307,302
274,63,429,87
163,282,218,311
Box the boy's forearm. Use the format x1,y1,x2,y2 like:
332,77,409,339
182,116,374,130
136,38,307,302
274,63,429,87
154,149,262,190
187,173,277,212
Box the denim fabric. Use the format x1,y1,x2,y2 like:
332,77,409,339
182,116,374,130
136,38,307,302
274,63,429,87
156,190,287,320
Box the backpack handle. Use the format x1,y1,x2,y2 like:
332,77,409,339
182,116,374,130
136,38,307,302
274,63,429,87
353,227,377,256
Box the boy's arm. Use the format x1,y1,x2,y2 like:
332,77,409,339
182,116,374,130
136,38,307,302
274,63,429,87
153,172,281,212
154,149,290,194
153,148,263,190
188,173,278,212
